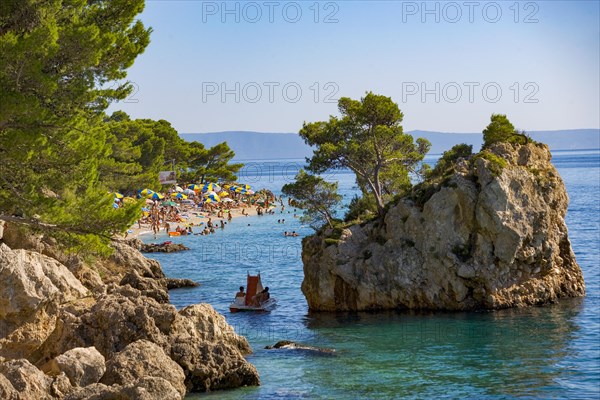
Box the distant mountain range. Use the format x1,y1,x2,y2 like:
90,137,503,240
180,129,600,160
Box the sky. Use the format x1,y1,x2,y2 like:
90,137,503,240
109,0,600,134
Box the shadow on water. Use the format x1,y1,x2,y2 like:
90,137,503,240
295,299,588,399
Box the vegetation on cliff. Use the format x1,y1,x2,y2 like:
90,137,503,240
298,92,430,217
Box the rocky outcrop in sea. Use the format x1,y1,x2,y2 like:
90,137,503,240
0,225,258,399
302,142,585,311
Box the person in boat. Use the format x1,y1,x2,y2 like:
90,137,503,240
252,287,270,306
234,286,246,305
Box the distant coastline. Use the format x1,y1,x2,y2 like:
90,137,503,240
181,129,600,161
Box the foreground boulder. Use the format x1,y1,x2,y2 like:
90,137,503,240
65,377,181,400
302,142,585,311
42,347,106,387
1,233,259,398
101,340,186,398
0,244,88,360
36,287,259,393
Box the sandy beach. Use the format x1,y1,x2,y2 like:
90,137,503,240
126,203,262,238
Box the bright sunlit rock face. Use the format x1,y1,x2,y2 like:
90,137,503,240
302,142,585,311
0,239,259,399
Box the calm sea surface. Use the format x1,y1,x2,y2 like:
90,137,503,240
143,150,600,399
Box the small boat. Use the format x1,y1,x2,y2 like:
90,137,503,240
229,272,277,312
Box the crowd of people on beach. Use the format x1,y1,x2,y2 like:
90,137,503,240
115,183,302,240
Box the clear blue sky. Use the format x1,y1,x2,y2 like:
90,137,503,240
110,0,600,134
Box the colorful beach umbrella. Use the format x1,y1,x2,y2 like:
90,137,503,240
187,184,201,191
183,188,195,195
174,186,184,193
113,192,124,199
147,192,164,200
123,197,136,203
204,193,220,202
140,188,154,196
161,201,177,207
171,193,187,199
218,191,229,197
201,182,216,192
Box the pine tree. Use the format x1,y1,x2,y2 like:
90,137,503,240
0,0,151,252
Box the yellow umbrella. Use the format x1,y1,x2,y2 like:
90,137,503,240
140,188,154,196
113,192,124,199
123,197,136,203
204,193,220,202
171,193,188,199
147,192,164,200
218,191,229,197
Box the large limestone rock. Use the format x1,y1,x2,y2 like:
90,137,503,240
65,377,181,400
42,347,106,387
38,288,259,393
120,270,170,304
106,238,165,281
1,230,259,398
101,340,186,398
302,143,585,311
0,223,104,291
0,358,71,400
0,244,88,359
170,305,258,391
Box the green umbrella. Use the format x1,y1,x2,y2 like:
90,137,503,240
161,201,177,207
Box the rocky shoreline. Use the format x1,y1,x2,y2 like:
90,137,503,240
302,142,586,311
0,224,258,399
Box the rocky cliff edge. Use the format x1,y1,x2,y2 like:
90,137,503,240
0,225,258,399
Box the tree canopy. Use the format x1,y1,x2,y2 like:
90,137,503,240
282,170,341,229
0,0,152,252
0,1,241,253
482,114,530,148
299,92,430,216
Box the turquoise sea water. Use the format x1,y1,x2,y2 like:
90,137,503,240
143,150,600,399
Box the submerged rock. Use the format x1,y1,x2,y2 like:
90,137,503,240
302,143,585,311
141,242,190,253
163,277,200,290
265,340,336,355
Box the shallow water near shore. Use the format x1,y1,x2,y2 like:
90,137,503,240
143,150,600,399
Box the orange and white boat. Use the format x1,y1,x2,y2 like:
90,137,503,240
229,272,277,312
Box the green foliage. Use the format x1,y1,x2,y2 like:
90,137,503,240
324,238,342,247
482,114,530,148
299,92,430,216
429,144,473,179
282,170,342,229
473,150,508,177
345,195,377,223
100,113,243,193
181,141,243,184
0,0,150,252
